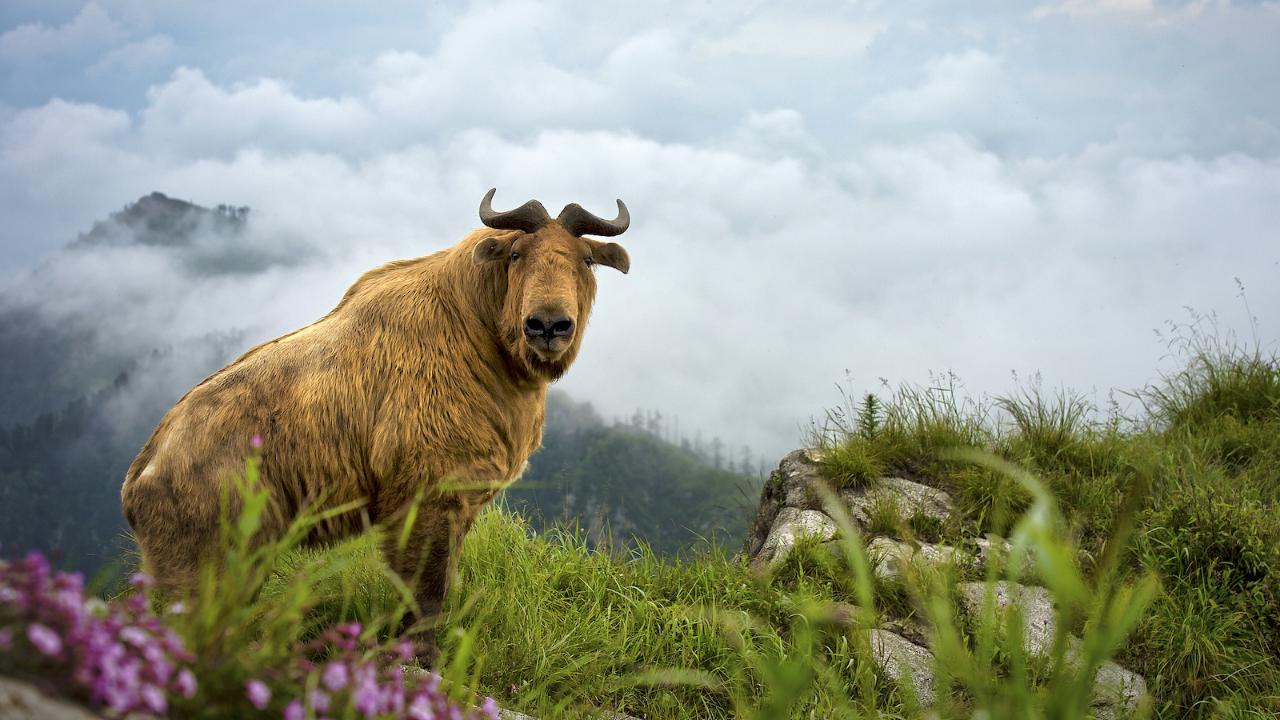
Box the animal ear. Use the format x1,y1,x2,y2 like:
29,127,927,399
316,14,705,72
472,236,510,265
590,241,630,274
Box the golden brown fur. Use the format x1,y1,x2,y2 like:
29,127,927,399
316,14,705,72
121,219,629,659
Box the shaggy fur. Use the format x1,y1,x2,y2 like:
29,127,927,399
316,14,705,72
121,219,630,658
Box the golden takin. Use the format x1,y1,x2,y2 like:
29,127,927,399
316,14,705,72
121,189,631,660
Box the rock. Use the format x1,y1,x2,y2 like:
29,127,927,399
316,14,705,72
866,629,936,707
0,676,104,720
973,537,1035,577
842,477,954,528
1091,661,1148,720
744,449,832,559
957,581,1058,657
956,582,1148,718
498,710,538,720
880,616,932,647
867,537,969,581
824,601,861,627
752,507,838,569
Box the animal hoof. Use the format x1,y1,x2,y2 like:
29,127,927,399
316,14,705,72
406,632,440,667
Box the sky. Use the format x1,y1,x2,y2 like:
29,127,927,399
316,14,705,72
2,0,1279,459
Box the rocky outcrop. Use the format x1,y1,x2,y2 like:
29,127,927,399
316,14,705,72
745,448,1149,719
744,449,829,559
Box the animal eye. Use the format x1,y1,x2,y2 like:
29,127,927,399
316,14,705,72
584,256,595,267
510,251,520,262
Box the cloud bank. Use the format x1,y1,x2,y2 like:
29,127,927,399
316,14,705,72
2,0,1279,457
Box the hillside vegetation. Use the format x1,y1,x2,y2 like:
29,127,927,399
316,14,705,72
810,321,1280,718
219,321,1277,719
3,320,1276,719
510,391,760,556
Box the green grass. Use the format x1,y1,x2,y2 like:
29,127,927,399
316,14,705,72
812,329,1280,718
117,316,1279,719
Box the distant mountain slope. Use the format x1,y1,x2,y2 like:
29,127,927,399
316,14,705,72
0,192,251,425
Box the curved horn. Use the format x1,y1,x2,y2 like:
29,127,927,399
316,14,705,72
479,188,551,233
556,199,630,237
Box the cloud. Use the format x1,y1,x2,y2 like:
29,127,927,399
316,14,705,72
1032,0,1155,20
856,50,1012,132
2,0,1279,458
139,67,376,158
0,3,124,62
87,33,173,76
696,16,886,60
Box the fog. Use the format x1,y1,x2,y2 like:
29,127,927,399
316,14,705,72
3,1,1279,459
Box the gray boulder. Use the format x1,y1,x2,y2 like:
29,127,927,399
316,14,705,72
973,537,1036,578
842,477,954,528
752,506,838,569
867,629,936,707
866,537,970,581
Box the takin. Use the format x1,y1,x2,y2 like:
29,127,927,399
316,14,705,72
120,189,632,659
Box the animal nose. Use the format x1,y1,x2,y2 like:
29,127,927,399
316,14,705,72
524,313,575,339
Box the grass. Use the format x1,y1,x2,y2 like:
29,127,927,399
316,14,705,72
182,460,1151,719
235,460,1161,719
812,321,1280,718
68,312,1277,719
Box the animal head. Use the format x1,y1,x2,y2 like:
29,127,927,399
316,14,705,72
472,188,630,382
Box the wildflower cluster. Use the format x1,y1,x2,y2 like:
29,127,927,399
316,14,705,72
250,623,500,720
0,552,197,716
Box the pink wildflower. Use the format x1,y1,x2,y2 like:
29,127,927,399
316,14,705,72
481,696,500,720
119,626,149,647
246,679,272,710
251,434,263,449
309,688,331,713
26,622,62,656
322,661,349,691
0,628,12,650
174,668,197,698
395,638,415,662
352,663,381,716
141,684,168,714
407,694,435,720
129,572,155,590
283,699,304,720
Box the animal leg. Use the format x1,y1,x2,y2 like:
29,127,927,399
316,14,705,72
123,474,222,600
379,506,472,665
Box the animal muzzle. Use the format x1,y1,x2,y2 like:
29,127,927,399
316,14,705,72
523,310,575,352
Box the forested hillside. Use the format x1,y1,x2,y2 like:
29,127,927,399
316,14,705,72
510,392,760,556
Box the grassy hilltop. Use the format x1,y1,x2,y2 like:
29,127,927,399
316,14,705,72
243,320,1278,719
3,321,1278,719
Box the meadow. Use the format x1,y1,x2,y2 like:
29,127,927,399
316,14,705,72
2,316,1277,719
